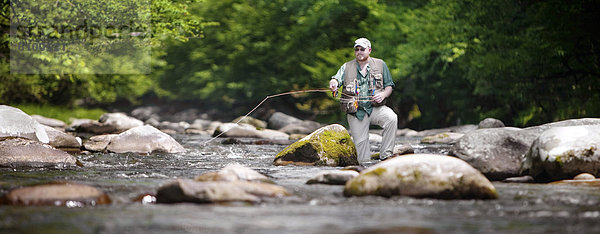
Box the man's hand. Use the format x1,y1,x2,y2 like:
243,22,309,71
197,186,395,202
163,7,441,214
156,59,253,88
372,92,386,103
329,79,339,93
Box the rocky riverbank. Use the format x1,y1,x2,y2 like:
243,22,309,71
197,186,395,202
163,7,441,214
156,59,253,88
1,104,600,205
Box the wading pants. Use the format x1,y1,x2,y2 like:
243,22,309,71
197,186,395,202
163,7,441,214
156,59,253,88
347,105,398,163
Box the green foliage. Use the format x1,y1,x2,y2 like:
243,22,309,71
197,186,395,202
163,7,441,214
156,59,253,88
14,103,105,123
3,0,599,129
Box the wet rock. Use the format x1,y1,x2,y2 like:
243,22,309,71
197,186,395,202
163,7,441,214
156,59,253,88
98,113,144,133
413,125,477,137
158,121,190,133
43,125,81,149
574,173,596,180
195,163,272,183
0,138,78,168
2,182,111,206
478,118,505,129
106,125,185,154
268,112,301,130
452,127,539,180
32,115,66,128
524,118,600,135
549,173,600,186
83,134,117,152
130,106,162,122
233,116,267,129
502,175,534,183
273,124,358,167
421,132,464,144
306,170,359,185
521,125,600,181
392,144,414,156
156,179,289,204
343,154,498,199
0,105,49,143
213,123,289,140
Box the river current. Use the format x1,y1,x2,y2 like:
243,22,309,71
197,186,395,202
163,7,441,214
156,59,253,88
1,134,599,233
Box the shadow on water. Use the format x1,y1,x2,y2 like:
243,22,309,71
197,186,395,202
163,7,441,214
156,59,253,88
1,134,600,233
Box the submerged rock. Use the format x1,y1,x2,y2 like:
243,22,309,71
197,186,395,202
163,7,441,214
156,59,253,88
521,125,600,181
195,163,272,183
452,127,539,180
343,154,498,199
156,179,290,204
1,182,111,206
273,124,358,167
106,125,185,154
0,138,78,168
0,105,49,143
306,170,359,185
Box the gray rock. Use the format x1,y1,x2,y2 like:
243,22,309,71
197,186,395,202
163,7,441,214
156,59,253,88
525,118,600,134
393,144,414,156
478,118,505,129
268,112,300,130
43,125,81,149
32,115,66,128
83,134,117,152
233,116,267,129
156,179,289,204
273,124,358,167
0,138,78,168
158,121,190,133
452,127,539,180
213,123,289,140
106,125,185,154
421,132,464,144
2,182,111,206
306,170,359,185
343,154,498,199
195,163,272,183
0,105,49,143
130,106,162,121
99,113,144,133
521,125,600,181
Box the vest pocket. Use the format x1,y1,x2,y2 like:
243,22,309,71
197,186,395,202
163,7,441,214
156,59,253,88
340,97,358,113
372,73,383,88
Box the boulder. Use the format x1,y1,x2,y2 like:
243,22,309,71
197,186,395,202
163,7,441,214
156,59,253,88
1,182,111,206
273,124,358,167
83,134,117,152
106,125,185,154
0,105,49,143
268,112,301,130
213,123,289,140
195,163,272,183
451,127,539,180
478,118,505,129
306,170,359,185
343,154,498,199
43,125,81,149
521,125,600,181
130,106,162,121
32,115,66,128
0,138,78,168
421,132,464,144
156,179,289,204
524,118,600,135
99,112,144,133
233,116,267,129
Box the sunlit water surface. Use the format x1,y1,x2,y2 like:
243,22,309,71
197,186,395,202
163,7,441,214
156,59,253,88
1,135,599,233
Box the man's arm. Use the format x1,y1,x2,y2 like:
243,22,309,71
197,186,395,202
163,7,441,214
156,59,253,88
329,64,346,92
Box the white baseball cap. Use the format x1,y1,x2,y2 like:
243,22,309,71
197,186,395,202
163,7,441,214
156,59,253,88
353,38,371,48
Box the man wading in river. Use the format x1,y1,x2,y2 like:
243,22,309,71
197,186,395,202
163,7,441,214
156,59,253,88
329,38,398,164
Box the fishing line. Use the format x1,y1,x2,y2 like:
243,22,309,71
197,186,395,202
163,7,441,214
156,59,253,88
203,88,334,144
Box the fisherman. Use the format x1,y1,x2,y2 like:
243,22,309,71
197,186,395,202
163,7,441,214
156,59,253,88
329,37,398,163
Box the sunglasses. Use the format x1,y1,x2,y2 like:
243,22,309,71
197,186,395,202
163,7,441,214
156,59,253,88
354,47,367,52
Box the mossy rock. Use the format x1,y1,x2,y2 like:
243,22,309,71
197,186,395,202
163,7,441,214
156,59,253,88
273,124,358,166
344,154,498,199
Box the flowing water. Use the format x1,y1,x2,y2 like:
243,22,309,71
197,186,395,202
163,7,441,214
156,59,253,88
1,135,600,233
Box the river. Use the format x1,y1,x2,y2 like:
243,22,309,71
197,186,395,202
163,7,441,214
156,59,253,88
1,134,599,233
